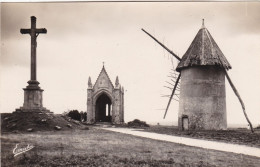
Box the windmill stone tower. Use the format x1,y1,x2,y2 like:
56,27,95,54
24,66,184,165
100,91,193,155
176,21,231,130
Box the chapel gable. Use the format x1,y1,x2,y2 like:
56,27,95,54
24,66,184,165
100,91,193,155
92,66,114,94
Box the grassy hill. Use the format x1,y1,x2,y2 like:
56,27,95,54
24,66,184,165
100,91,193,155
1,112,83,132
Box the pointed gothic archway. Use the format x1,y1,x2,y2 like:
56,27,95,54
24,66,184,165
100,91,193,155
95,93,112,122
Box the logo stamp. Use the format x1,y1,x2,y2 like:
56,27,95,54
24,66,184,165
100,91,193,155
13,144,34,157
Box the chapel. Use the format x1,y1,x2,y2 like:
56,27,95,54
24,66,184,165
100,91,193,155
87,65,124,124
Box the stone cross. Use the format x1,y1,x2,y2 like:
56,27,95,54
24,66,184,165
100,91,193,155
14,16,51,113
20,16,47,84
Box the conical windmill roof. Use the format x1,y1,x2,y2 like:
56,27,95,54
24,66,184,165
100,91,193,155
176,21,232,72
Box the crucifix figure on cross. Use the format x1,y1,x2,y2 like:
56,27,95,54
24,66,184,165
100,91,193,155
20,16,47,86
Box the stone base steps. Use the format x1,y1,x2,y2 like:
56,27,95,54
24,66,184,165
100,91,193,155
14,107,53,114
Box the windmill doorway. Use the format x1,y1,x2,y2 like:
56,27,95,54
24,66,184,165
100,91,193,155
182,115,189,130
95,94,112,122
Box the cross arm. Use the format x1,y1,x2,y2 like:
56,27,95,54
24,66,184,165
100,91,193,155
20,28,47,35
36,28,47,34
20,29,31,34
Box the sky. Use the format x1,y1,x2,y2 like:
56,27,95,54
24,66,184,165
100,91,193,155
1,2,260,126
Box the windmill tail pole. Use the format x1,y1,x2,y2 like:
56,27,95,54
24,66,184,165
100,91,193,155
163,73,181,119
224,70,254,133
141,28,182,61
214,47,254,133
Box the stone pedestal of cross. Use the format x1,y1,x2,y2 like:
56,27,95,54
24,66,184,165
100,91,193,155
15,16,51,113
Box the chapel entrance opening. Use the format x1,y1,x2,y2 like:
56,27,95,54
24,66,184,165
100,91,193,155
95,94,112,122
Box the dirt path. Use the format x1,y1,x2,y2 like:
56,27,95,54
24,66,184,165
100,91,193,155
103,127,260,158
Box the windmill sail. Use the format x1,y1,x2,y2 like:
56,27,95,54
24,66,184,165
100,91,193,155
141,28,181,119
163,73,181,119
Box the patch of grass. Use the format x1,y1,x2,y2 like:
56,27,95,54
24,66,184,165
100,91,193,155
143,125,260,148
3,154,178,167
1,128,260,166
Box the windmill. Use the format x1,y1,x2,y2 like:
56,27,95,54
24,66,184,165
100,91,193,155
142,20,254,133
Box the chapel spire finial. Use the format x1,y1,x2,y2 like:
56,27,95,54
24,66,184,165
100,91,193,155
201,19,205,28
88,76,92,88
115,76,119,87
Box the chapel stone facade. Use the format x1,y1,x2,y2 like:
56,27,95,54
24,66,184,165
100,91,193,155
87,65,124,124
